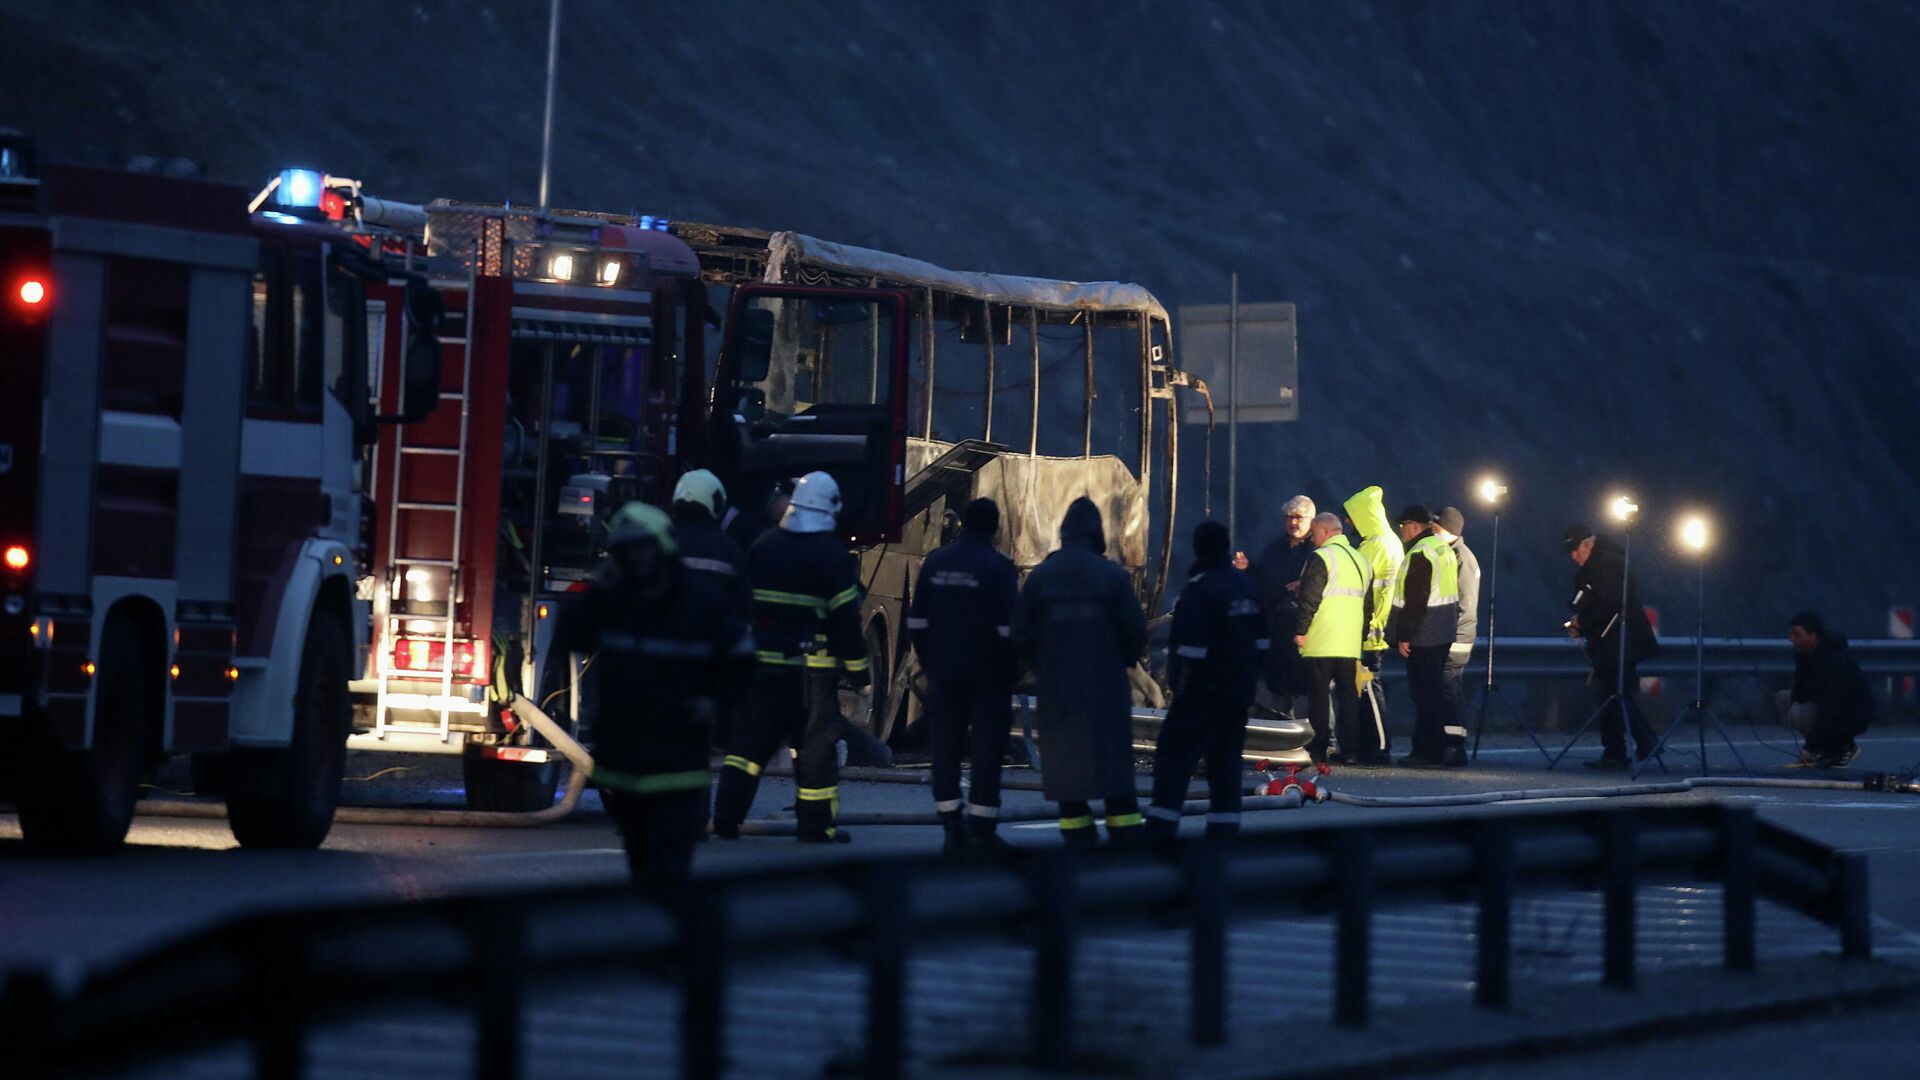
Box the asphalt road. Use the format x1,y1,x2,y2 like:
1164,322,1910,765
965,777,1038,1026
3,730,1918,1078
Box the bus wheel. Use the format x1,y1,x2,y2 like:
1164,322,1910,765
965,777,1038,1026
227,612,350,849
461,744,561,812
17,618,148,854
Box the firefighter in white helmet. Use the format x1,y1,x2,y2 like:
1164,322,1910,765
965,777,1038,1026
711,471,871,843
545,501,752,895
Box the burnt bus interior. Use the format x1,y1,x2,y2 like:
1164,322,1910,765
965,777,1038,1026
676,222,1194,737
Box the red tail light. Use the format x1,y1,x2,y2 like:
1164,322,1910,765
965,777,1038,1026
2,545,27,572
390,635,489,681
17,279,45,305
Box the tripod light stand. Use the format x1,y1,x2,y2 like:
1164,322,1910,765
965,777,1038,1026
1466,478,1551,763
1550,495,1662,770
1631,515,1749,778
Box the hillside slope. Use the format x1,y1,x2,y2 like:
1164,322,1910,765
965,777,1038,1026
5,0,1917,633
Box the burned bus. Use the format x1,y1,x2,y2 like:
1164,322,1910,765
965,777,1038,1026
676,224,1208,742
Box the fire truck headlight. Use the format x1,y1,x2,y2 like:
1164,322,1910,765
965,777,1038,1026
548,253,575,282
599,259,622,286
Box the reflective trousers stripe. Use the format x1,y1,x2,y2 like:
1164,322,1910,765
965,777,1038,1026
1144,804,1181,822
797,786,839,801
1107,812,1144,828
1443,725,1469,738
753,588,827,614
967,803,999,818
934,798,963,813
724,755,763,776
826,585,861,611
1059,814,1095,830
906,617,929,630
592,767,711,795
756,651,806,666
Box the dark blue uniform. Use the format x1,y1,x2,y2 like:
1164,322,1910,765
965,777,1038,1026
711,528,870,842
548,569,751,894
908,527,1018,837
1147,553,1269,840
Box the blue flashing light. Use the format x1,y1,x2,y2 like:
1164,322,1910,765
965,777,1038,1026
277,168,323,209
655,217,671,232
638,215,653,230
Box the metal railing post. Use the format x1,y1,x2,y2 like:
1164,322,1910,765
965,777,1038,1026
1720,806,1756,972
1837,852,1873,960
1031,856,1077,1069
1187,842,1229,1045
475,905,524,1080
681,888,728,1080
252,929,305,1080
1602,813,1637,989
1475,821,1514,1008
863,869,909,1080
1334,831,1374,1027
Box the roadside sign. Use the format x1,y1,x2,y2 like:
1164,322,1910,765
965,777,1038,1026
1891,606,1913,639
1177,302,1298,424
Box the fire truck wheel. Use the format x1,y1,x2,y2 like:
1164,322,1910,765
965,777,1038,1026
460,744,561,812
226,612,351,849
17,617,148,854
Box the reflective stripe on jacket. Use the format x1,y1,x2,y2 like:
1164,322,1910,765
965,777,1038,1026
1301,535,1371,659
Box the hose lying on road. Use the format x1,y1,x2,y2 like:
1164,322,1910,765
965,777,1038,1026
134,696,594,828
1322,773,1912,808
730,787,1309,836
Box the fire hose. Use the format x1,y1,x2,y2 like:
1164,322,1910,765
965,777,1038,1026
133,695,594,828
131,694,1919,831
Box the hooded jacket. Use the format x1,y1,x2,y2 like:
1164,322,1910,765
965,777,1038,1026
1569,535,1658,669
1790,633,1876,754
1010,497,1147,801
1448,535,1481,650
1342,487,1404,653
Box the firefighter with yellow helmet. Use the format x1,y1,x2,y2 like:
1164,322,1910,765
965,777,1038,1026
546,501,753,895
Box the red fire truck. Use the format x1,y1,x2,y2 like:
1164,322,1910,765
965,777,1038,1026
0,145,441,852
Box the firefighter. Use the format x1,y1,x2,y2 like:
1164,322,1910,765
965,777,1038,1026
1294,513,1374,765
711,471,870,843
669,469,749,748
1011,497,1148,848
1146,520,1268,843
1342,486,1402,760
546,502,752,896
908,497,1019,853
1387,505,1465,767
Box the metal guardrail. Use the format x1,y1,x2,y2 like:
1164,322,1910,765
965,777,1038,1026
0,804,1873,1080
1361,636,1920,682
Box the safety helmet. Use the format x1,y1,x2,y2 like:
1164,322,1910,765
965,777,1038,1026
671,469,728,520
781,471,842,534
606,501,679,554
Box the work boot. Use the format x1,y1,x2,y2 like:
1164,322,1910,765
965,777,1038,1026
967,812,1010,852
1583,754,1630,771
1060,825,1099,850
1104,823,1146,851
940,809,970,855
796,796,847,843
798,827,852,844
711,767,758,838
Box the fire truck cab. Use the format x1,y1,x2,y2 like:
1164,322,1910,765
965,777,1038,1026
0,148,440,852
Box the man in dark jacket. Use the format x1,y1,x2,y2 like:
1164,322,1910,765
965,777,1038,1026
909,497,1019,852
712,472,870,843
1389,505,1465,767
547,502,752,898
1012,497,1149,848
1565,525,1658,767
1781,612,1874,767
1146,520,1268,842
1248,494,1318,717
670,469,750,748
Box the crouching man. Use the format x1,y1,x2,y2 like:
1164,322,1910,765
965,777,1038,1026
1780,612,1875,768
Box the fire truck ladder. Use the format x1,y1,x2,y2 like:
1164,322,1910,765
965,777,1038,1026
373,273,481,746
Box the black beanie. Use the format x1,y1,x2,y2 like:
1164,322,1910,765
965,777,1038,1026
1193,520,1231,561
1397,504,1433,526
1563,524,1593,551
962,497,1000,536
